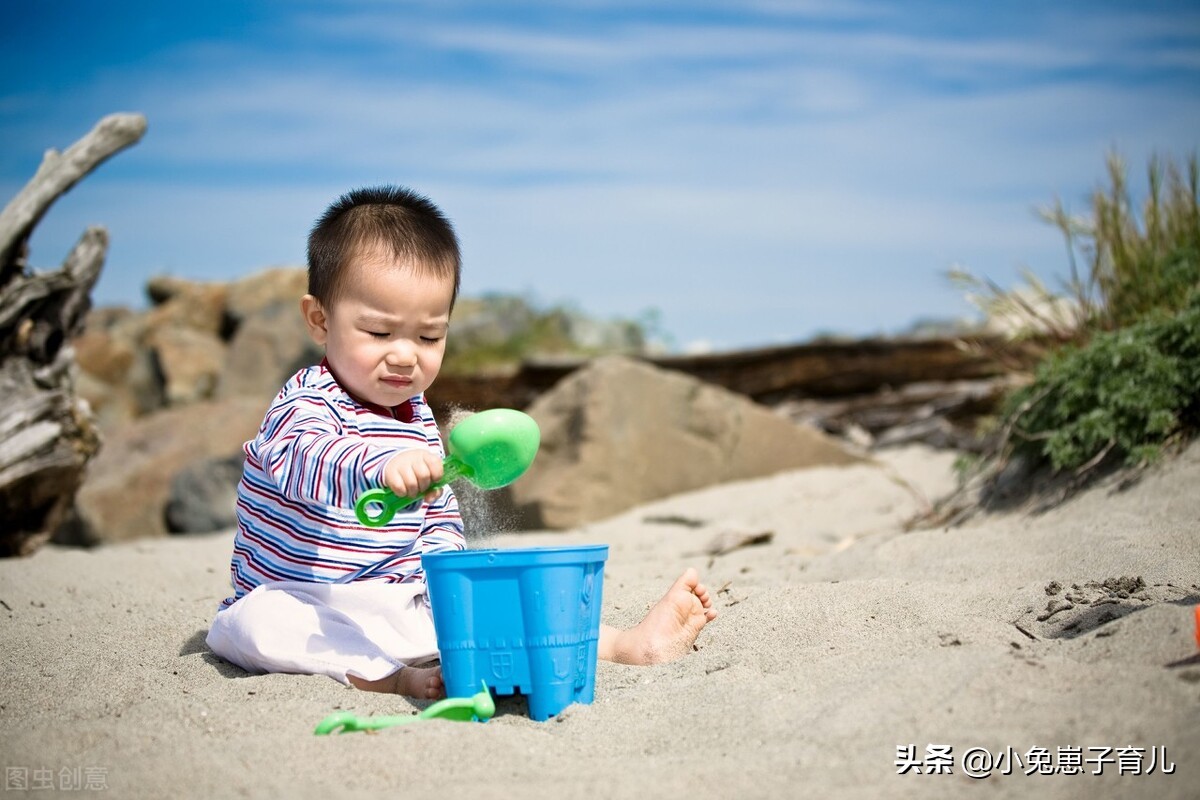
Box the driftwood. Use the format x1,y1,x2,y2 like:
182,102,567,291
0,113,147,555
646,336,1031,400
429,337,1036,430
775,376,1028,451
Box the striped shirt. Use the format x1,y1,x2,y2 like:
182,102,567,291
220,362,464,609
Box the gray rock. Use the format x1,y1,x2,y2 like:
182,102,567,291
165,452,246,534
217,300,322,400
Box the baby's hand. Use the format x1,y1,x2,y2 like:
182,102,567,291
383,449,445,504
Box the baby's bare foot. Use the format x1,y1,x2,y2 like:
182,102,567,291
349,665,445,699
394,665,445,699
613,568,717,665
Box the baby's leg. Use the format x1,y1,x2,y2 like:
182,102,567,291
599,567,717,665
206,581,440,695
349,665,444,699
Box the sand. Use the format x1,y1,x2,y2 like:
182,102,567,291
1,443,1197,799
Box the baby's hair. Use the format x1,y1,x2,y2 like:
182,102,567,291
307,185,461,308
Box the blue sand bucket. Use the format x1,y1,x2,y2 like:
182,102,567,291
422,545,608,721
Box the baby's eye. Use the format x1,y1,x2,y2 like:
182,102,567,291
420,336,442,344
366,330,390,339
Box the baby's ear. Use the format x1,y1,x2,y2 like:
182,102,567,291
300,295,329,345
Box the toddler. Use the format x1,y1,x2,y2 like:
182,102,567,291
207,186,716,698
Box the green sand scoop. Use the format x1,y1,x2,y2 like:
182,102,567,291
314,681,495,734
355,408,540,527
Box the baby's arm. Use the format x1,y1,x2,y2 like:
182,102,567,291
256,392,428,511
257,401,384,509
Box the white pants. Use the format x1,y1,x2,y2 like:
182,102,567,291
206,581,439,684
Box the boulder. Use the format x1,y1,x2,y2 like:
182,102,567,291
223,267,307,328
144,277,229,338
66,397,266,545
73,268,315,416
505,356,865,529
165,452,246,534
74,308,154,429
147,325,226,406
134,279,231,408
217,300,322,400
73,307,138,381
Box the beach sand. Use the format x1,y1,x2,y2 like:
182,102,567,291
1,443,1196,799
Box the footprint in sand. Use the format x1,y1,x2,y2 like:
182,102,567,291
1017,576,1198,640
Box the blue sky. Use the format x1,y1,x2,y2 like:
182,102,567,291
2,1,1198,352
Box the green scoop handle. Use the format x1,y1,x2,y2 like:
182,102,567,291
355,457,470,526
314,681,495,734
354,408,540,528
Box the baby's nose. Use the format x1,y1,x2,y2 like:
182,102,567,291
386,340,417,366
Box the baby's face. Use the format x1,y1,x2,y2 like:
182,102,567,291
307,248,454,408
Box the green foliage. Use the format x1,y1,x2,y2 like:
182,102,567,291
951,151,1200,484
945,151,1200,482
952,452,981,484
1043,152,1200,330
1003,287,1200,472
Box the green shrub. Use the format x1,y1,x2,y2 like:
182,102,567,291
1004,286,1200,472
950,152,1200,482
